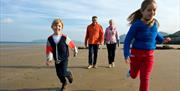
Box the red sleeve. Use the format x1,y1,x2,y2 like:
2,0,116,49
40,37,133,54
46,40,53,55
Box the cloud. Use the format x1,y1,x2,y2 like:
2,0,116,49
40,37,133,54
0,18,14,24
0,0,179,42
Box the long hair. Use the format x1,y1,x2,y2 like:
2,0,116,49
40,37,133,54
127,0,157,25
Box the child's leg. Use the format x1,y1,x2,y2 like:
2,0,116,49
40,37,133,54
61,59,73,83
139,56,154,91
55,64,67,84
130,56,142,79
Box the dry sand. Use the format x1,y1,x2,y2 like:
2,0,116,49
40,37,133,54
0,44,180,91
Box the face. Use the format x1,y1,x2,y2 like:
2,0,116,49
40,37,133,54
141,3,157,20
92,18,97,24
109,20,114,26
52,23,63,33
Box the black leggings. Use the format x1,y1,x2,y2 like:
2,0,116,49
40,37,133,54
106,43,116,64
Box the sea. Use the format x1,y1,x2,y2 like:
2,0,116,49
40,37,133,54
0,42,46,51
0,42,46,46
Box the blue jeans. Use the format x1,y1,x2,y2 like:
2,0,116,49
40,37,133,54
88,44,99,65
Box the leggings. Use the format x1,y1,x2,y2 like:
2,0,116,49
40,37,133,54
106,43,116,64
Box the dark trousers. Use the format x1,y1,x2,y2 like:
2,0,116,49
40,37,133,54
88,44,99,65
106,43,116,64
55,59,71,84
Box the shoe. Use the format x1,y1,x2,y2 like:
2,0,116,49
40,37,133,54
93,65,98,68
60,82,67,91
112,62,115,67
67,73,73,84
87,65,93,69
126,70,130,78
108,64,112,68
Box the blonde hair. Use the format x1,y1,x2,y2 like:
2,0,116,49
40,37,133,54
51,18,64,29
127,0,157,25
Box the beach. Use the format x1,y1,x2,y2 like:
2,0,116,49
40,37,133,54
0,44,180,91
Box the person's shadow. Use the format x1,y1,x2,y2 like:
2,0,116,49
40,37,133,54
0,87,59,91
0,88,95,91
0,65,88,69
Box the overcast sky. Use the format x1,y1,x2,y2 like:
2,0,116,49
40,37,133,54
0,0,179,42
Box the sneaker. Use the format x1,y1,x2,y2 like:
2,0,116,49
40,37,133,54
87,65,93,69
67,73,73,84
108,64,112,68
93,65,98,68
126,70,130,78
112,62,115,67
60,82,67,91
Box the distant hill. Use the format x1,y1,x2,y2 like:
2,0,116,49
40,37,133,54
31,39,83,45
119,31,169,44
119,31,180,44
159,31,169,36
165,31,180,44
119,34,126,43
32,39,46,43
32,31,179,45
165,31,180,37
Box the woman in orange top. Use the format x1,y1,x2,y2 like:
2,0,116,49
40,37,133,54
85,16,104,69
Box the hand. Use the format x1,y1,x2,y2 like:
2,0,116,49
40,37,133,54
85,44,87,48
117,43,119,47
117,40,120,47
73,47,78,57
46,61,52,67
164,37,171,43
125,58,130,64
100,42,103,45
84,42,88,48
74,51,78,57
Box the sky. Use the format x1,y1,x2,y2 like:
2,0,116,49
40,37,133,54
0,0,180,42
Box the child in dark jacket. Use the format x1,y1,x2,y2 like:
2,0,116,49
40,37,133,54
46,18,78,91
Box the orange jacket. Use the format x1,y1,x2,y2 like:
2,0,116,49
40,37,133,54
85,23,104,45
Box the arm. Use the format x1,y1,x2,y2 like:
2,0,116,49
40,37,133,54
115,28,119,47
104,28,107,45
99,25,104,45
156,33,171,43
84,27,89,47
66,36,78,57
123,23,137,60
156,33,164,43
46,40,53,66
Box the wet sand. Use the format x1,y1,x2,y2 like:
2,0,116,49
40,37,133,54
0,44,179,91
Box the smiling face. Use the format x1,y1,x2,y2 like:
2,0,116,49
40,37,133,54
51,19,64,34
141,2,157,21
52,23,63,33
